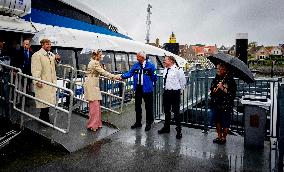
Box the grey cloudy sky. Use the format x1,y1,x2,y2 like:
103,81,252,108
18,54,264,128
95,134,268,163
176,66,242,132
81,0,284,47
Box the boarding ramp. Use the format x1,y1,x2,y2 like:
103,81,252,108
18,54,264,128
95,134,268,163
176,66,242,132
0,62,22,149
13,72,74,133
10,64,126,152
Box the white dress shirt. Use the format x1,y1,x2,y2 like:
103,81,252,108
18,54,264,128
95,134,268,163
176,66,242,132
163,65,186,90
139,60,146,85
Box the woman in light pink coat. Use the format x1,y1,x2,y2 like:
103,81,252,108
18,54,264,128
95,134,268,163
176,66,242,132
84,50,120,131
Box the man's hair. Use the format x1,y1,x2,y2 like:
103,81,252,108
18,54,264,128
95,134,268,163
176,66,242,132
40,39,51,46
137,51,146,59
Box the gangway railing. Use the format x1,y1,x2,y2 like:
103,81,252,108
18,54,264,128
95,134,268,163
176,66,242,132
13,72,74,133
56,64,76,89
0,62,22,118
0,62,22,103
74,69,126,115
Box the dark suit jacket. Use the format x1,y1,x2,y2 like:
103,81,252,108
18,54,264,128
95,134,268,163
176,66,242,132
11,47,33,74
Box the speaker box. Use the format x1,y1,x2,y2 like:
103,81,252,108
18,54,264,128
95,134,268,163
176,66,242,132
236,39,248,64
164,43,179,55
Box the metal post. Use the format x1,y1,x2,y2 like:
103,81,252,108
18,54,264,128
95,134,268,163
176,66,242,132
203,68,209,132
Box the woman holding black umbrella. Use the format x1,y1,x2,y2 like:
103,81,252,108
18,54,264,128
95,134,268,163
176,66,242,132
210,63,237,144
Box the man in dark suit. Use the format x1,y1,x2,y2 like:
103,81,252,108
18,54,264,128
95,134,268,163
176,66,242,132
17,39,34,92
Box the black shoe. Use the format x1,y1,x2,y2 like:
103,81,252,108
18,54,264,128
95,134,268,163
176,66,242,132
158,127,170,134
176,133,182,139
145,124,151,131
213,138,221,144
131,123,142,129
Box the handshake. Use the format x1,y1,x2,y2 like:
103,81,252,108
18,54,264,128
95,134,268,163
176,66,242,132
114,75,123,81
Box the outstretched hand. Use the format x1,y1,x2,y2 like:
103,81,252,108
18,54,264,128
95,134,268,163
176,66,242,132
115,75,123,80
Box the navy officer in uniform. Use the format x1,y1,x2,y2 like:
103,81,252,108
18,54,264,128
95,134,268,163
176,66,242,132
121,51,157,131
158,56,186,139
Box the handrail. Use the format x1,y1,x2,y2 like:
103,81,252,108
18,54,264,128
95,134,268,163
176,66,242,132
0,62,22,105
13,72,74,133
75,69,126,114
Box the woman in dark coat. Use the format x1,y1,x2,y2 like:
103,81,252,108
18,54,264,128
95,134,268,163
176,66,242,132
210,63,237,144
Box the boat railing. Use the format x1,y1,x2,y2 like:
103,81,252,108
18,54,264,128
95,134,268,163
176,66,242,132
153,68,281,137
13,72,74,133
73,69,126,115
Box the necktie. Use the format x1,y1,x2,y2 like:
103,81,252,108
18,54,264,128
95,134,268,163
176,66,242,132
24,49,29,67
164,68,170,87
138,63,143,85
24,49,28,57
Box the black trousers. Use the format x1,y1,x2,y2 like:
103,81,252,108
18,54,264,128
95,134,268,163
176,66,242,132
39,107,50,122
135,85,153,125
163,89,181,132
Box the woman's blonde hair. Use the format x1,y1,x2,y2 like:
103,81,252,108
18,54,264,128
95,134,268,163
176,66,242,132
91,49,102,60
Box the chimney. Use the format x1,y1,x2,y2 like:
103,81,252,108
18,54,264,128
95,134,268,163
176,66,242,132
155,38,160,47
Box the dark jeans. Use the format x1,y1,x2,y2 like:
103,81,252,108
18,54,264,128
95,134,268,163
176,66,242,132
163,89,181,132
135,85,153,125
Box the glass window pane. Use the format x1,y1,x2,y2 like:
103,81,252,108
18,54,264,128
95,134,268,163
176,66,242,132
129,53,137,68
55,49,76,78
157,56,165,69
101,52,115,72
115,53,129,72
147,55,157,67
77,51,90,70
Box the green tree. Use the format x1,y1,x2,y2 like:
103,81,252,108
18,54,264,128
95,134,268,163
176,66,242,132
248,41,258,48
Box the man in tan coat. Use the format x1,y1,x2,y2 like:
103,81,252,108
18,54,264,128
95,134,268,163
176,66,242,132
31,39,60,123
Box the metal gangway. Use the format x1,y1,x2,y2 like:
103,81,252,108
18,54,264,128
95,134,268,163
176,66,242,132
0,62,127,152
0,62,22,149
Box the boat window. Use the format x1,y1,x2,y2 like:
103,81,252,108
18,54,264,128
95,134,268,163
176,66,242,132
101,52,115,72
147,55,158,67
55,49,76,78
77,52,91,71
31,0,107,28
129,53,137,68
115,53,129,72
157,56,165,69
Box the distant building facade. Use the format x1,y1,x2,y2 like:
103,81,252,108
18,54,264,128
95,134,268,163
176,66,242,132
178,44,196,61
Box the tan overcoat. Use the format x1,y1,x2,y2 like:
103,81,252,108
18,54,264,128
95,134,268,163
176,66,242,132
84,59,117,101
31,48,57,108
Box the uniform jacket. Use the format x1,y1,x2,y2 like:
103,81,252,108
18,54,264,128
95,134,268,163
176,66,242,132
84,59,117,101
31,48,58,108
121,61,157,93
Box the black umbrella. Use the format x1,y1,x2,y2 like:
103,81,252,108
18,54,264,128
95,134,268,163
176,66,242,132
207,53,255,83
